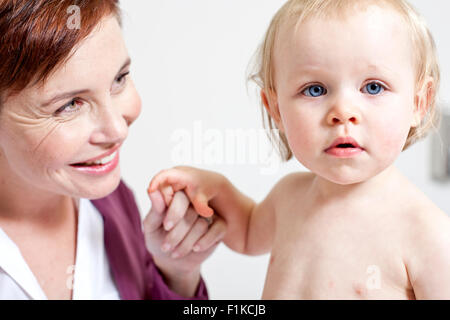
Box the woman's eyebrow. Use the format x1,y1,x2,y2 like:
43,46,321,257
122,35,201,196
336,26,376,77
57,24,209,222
41,89,91,108
41,57,132,108
118,57,131,73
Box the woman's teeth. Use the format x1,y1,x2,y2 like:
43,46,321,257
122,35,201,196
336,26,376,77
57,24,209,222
81,151,117,166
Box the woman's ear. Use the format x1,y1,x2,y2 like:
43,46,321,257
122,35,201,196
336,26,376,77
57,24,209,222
412,76,434,127
261,89,284,132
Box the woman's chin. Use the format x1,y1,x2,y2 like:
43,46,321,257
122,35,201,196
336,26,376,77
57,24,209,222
71,169,122,199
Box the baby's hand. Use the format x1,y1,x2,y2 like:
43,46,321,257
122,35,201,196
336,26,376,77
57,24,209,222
148,166,224,223
143,188,226,275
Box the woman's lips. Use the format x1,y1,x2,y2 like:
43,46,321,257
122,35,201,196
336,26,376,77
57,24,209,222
70,150,120,175
73,144,121,165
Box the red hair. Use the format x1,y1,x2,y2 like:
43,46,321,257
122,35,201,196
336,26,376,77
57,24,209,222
0,0,121,104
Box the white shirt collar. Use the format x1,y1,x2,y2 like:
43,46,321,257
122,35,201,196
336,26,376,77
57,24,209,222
0,198,119,300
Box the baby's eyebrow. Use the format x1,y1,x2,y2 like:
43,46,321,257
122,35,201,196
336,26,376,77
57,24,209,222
363,64,399,77
366,64,387,74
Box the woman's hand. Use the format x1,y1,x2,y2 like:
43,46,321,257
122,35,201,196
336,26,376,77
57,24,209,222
143,188,226,297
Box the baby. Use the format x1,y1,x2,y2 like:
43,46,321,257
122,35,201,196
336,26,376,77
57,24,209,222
149,0,450,299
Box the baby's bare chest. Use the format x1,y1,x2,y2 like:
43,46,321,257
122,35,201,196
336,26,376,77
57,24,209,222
262,209,414,299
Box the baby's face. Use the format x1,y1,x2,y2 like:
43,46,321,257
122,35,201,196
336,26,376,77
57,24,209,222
270,5,422,184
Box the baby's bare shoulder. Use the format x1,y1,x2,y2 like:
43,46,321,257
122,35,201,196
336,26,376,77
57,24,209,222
401,188,450,238
276,171,313,188
271,171,314,197
399,185,450,243
264,171,314,213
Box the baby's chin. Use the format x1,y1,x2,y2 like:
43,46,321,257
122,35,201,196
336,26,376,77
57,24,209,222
319,173,368,185
312,166,376,186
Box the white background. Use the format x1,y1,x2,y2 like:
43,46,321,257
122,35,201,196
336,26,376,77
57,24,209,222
117,0,450,299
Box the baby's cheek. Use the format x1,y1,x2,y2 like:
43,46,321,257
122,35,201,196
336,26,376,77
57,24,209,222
283,117,318,159
374,118,411,156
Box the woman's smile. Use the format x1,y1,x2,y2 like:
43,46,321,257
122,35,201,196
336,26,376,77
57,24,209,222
70,148,120,175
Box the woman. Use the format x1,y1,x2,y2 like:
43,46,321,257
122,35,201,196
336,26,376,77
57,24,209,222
0,0,225,299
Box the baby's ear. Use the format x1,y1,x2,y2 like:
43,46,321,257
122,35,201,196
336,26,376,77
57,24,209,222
261,89,285,132
412,76,435,127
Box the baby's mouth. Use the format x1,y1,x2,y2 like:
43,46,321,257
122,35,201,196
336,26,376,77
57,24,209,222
325,137,364,152
335,143,356,148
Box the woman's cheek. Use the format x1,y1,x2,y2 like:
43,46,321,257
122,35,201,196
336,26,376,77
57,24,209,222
33,122,91,169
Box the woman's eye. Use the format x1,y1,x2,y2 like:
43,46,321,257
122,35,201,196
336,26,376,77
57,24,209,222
363,82,385,95
55,98,82,115
115,71,130,87
302,85,326,97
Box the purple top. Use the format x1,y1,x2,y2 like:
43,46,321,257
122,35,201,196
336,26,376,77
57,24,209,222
91,180,208,300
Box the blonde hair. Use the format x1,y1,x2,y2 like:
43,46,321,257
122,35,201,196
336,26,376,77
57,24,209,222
248,0,441,161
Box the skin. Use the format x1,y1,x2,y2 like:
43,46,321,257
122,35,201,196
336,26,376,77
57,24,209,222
149,5,450,299
0,15,225,300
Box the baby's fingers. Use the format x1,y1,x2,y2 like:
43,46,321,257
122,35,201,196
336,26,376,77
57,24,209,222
148,169,188,195
189,193,215,218
148,168,215,218
192,216,226,253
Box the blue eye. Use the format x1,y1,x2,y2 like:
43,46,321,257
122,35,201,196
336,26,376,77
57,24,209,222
302,85,326,97
364,82,385,95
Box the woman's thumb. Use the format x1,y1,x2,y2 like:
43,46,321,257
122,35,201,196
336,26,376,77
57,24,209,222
148,190,166,214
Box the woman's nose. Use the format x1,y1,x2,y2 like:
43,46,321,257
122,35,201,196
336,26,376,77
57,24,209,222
91,102,129,145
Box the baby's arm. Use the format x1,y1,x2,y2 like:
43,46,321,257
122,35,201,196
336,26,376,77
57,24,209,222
406,211,450,299
148,166,277,255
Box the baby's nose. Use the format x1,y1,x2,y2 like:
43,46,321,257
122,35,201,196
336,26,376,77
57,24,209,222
326,106,361,126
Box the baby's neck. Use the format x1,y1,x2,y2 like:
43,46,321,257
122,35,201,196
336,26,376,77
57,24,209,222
309,164,401,204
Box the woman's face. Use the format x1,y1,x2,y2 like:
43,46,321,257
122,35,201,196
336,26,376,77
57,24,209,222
0,15,141,199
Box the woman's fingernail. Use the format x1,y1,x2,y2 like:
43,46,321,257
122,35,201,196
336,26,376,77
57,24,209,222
165,221,173,230
161,243,171,252
193,245,200,252
171,252,179,259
